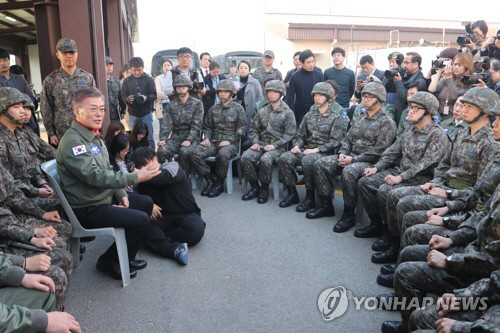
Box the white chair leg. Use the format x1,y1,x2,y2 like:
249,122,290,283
272,167,280,200
356,196,365,225
226,160,233,194
237,159,242,185
114,229,131,288
70,238,80,268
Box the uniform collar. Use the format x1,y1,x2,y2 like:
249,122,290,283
413,122,434,134
58,67,82,78
71,120,100,141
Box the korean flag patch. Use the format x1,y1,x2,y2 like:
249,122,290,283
89,145,101,155
72,145,87,156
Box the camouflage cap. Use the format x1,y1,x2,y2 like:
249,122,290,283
216,79,237,94
105,56,114,65
265,80,286,97
361,81,387,102
311,82,335,100
263,50,275,58
461,87,499,116
173,75,193,89
21,93,35,111
0,87,26,114
408,91,439,115
56,38,77,52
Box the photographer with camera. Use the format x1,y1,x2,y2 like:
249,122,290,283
428,52,473,121
489,58,500,95
383,52,404,106
391,52,427,124
122,57,157,150
167,47,206,100
354,55,385,102
480,29,500,61
458,20,488,58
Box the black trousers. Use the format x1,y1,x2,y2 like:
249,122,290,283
159,212,206,246
73,193,152,262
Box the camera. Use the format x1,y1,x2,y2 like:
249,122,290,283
134,87,145,104
473,56,490,73
384,66,404,79
461,72,490,85
457,23,477,47
431,59,451,75
190,71,205,91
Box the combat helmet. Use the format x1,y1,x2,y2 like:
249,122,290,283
216,79,237,94
0,87,25,114
461,87,499,116
173,75,193,89
311,82,335,100
408,91,439,115
21,93,35,111
265,80,286,97
361,81,387,103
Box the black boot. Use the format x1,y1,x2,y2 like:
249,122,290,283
279,186,299,208
380,263,397,275
257,184,269,204
376,273,394,288
201,174,215,196
306,195,335,219
371,237,400,264
242,182,260,201
296,190,315,212
381,321,407,333
332,207,355,233
354,216,384,238
372,231,392,252
207,179,225,198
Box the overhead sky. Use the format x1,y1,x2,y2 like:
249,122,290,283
134,0,500,71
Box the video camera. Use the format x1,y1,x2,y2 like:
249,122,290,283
473,56,490,73
431,59,451,75
190,71,205,91
461,72,490,85
134,86,145,104
457,23,477,47
384,66,405,80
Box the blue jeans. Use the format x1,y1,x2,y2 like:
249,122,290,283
129,113,155,151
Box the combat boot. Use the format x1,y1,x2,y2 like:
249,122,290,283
207,178,225,198
354,215,384,238
296,189,315,212
332,207,355,232
201,174,215,196
257,184,269,204
371,236,400,264
372,231,392,252
306,195,335,219
242,181,260,201
279,186,299,208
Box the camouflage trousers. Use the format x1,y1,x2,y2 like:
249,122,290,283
400,211,453,249
190,143,238,180
278,152,325,189
313,156,371,209
3,247,72,310
156,137,196,175
31,197,61,212
241,147,285,185
386,186,447,237
358,169,428,221
409,303,492,332
17,214,72,248
395,245,469,325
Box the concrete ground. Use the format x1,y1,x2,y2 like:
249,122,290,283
65,183,400,333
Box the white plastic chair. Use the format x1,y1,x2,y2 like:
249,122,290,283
242,165,281,201
41,160,131,287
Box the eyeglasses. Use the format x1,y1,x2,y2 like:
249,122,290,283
409,105,426,112
361,95,376,100
179,55,192,60
402,61,415,65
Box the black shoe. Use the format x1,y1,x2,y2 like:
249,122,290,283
129,259,147,271
377,293,399,311
377,273,394,288
207,181,224,198
80,236,96,242
371,243,399,264
79,244,86,254
242,184,260,201
372,232,392,252
279,186,299,208
332,210,355,232
201,175,215,196
96,257,137,280
173,243,189,265
380,263,397,275
257,186,269,204
381,321,407,333
354,221,383,238
306,195,335,219
296,190,315,212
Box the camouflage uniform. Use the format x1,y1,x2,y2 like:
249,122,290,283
397,107,410,138
241,81,296,186
314,82,396,207
278,84,343,190
350,101,395,127
190,81,246,180
107,75,122,121
252,67,283,92
440,117,469,142
393,181,500,326
40,40,95,140
360,92,451,229
330,100,349,136
157,77,204,175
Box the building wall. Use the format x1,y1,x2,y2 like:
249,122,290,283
27,44,41,94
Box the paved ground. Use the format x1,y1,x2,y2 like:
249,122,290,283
65,183,400,333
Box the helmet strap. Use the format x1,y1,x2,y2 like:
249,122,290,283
464,112,485,125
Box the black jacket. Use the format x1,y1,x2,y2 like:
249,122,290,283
202,74,226,112
354,68,385,100
121,73,156,117
286,67,323,124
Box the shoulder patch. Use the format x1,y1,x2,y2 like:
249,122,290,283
89,145,101,155
72,145,87,156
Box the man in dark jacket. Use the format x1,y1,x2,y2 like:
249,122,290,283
131,147,205,247
121,57,157,150
286,49,323,124
354,55,385,102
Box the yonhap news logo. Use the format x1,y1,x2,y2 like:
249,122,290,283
317,286,349,321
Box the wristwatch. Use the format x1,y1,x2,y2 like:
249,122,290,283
443,216,450,226
446,190,453,200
